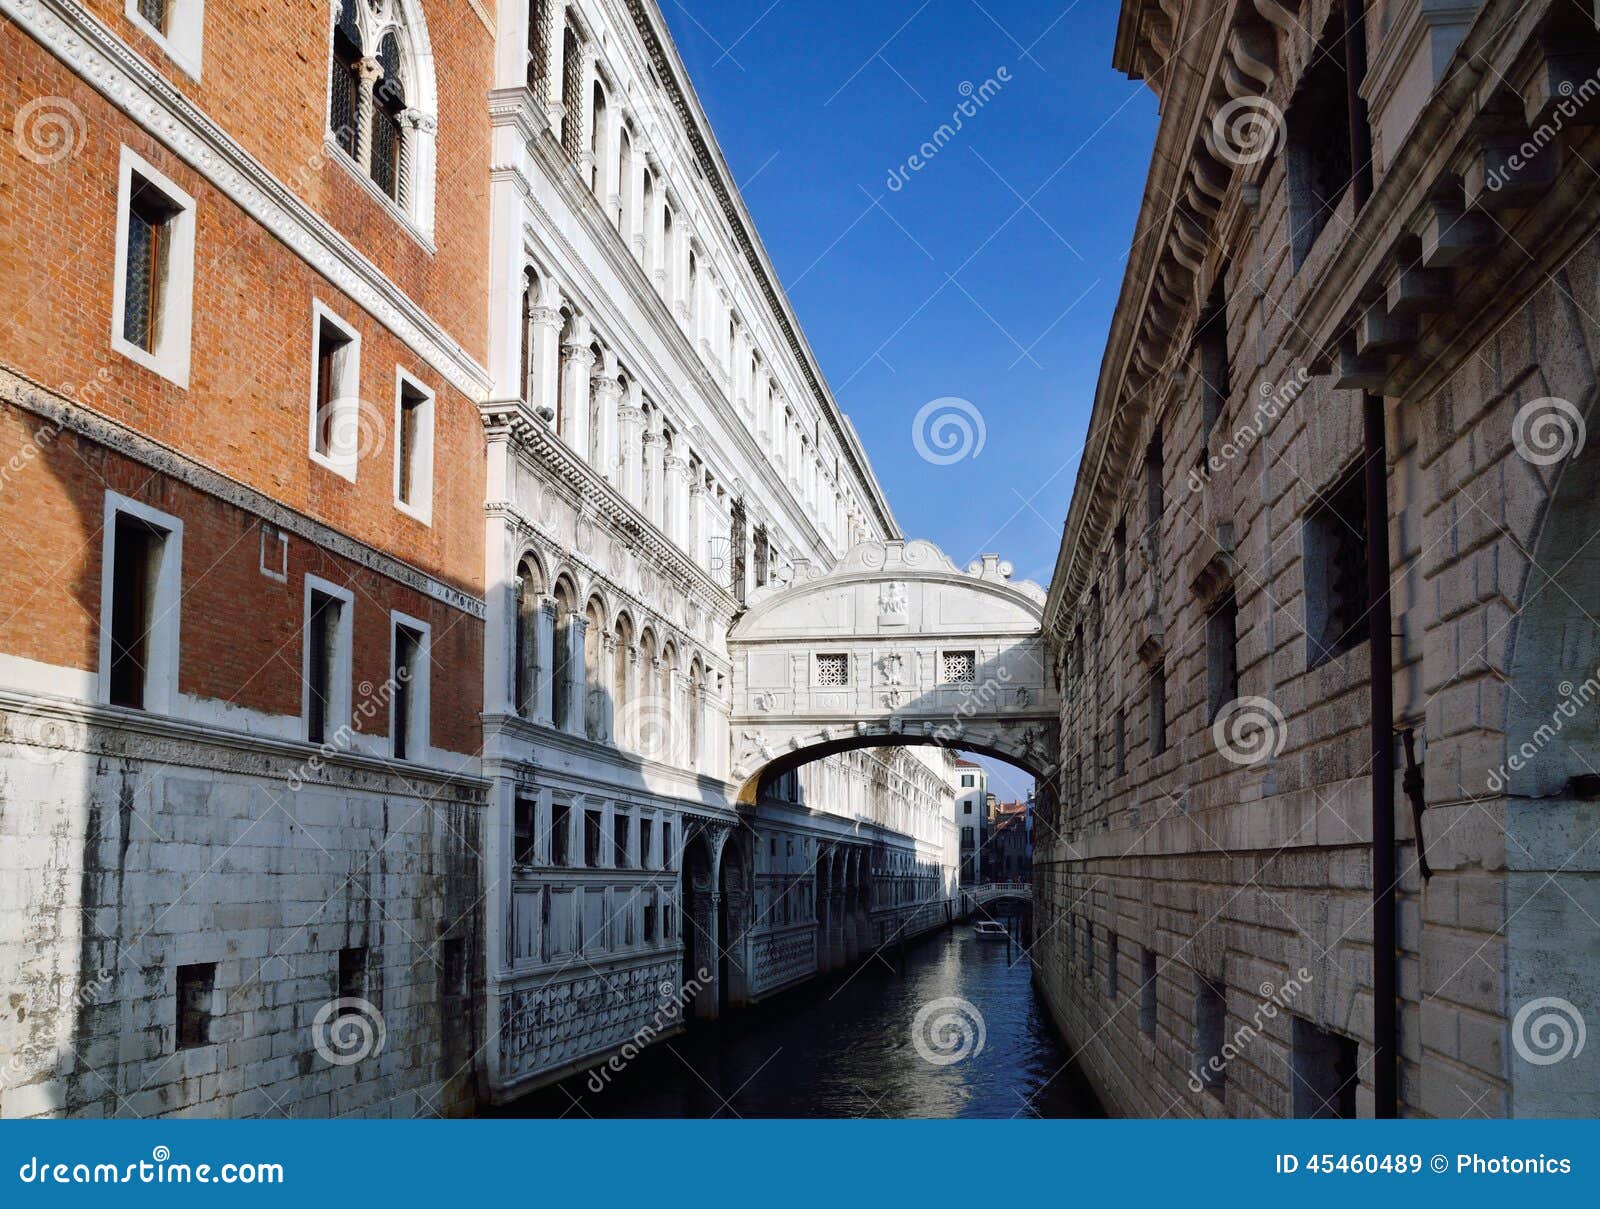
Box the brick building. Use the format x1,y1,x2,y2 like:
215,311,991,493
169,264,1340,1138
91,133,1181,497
1036,0,1600,1117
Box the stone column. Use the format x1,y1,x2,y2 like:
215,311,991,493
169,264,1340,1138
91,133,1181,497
665,430,691,550
591,353,622,484
528,294,563,422
828,890,847,970
559,323,594,457
538,8,564,130
617,386,645,507
641,427,664,530
534,596,557,726
599,632,617,744
627,141,648,263
578,46,599,189
354,57,382,171
563,610,588,737
648,168,668,294
667,664,686,766
688,475,705,566
690,889,720,1021
621,643,639,747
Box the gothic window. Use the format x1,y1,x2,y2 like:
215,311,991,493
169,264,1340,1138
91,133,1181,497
513,555,543,718
816,653,849,687
369,35,406,202
326,0,435,229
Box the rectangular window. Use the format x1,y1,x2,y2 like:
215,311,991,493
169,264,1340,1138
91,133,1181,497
306,589,340,745
102,496,181,713
661,820,672,868
584,809,603,868
961,774,975,788
1197,275,1230,446
643,896,658,943
1206,591,1239,723
550,801,571,867
815,653,849,687
309,303,361,479
127,0,204,77
1107,932,1119,998
513,798,536,866
338,946,367,1002
112,149,194,386
394,370,434,522
639,817,655,870
1114,520,1127,592
1148,663,1167,757
613,813,630,868
107,514,159,710
1144,431,1164,555
1286,16,1359,268
390,615,428,760
1113,706,1126,778
1140,948,1158,1036
942,650,977,684
1082,918,1094,980
1304,465,1370,668
1193,974,1227,1100
175,962,215,1049
1291,1017,1359,1118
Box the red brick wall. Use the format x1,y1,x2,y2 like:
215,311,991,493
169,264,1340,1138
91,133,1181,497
0,403,483,755
72,0,495,359
0,25,484,597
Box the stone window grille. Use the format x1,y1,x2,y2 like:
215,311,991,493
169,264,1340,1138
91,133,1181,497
942,650,976,684
816,653,849,687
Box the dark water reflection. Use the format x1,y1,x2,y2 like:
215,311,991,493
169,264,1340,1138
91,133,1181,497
502,924,1104,1119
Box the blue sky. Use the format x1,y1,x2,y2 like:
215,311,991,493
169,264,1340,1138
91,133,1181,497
659,0,1158,799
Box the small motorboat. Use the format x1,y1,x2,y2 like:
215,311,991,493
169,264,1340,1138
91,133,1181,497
973,920,1010,939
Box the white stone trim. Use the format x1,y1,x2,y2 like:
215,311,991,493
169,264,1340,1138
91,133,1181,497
98,490,183,713
124,0,203,80
392,365,434,525
301,574,355,744
110,145,195,389
2,0,489,399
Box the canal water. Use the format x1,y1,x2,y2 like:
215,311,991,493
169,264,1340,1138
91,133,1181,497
503,922,1104,1118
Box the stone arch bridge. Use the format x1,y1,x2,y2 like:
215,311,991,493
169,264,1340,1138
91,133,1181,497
727,539,1059,802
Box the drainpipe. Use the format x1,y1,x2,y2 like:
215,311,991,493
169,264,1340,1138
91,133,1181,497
1365,390,1397,1120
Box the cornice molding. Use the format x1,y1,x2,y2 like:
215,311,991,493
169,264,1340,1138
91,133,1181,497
4,0,491,400
4,369,486,618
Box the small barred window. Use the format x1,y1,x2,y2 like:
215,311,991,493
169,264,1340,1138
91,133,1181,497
942,650,976,683
816,653,849,687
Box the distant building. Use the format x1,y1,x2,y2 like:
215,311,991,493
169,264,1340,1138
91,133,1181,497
953,759,987,885
982,799,1031,884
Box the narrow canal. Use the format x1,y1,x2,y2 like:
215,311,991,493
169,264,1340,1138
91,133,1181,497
504,922,1105,1118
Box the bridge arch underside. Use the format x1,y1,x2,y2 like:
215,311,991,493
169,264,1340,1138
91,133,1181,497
734,732,1052,807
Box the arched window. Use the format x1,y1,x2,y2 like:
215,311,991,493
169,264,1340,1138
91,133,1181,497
519,269,536,404
326,1,436,229
618,129,633,236
583,597,606,741
513,554,544,718
370,34,406,202
551,577,578,730
330,4,362,158
612,614,633,722
589,81,607,195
